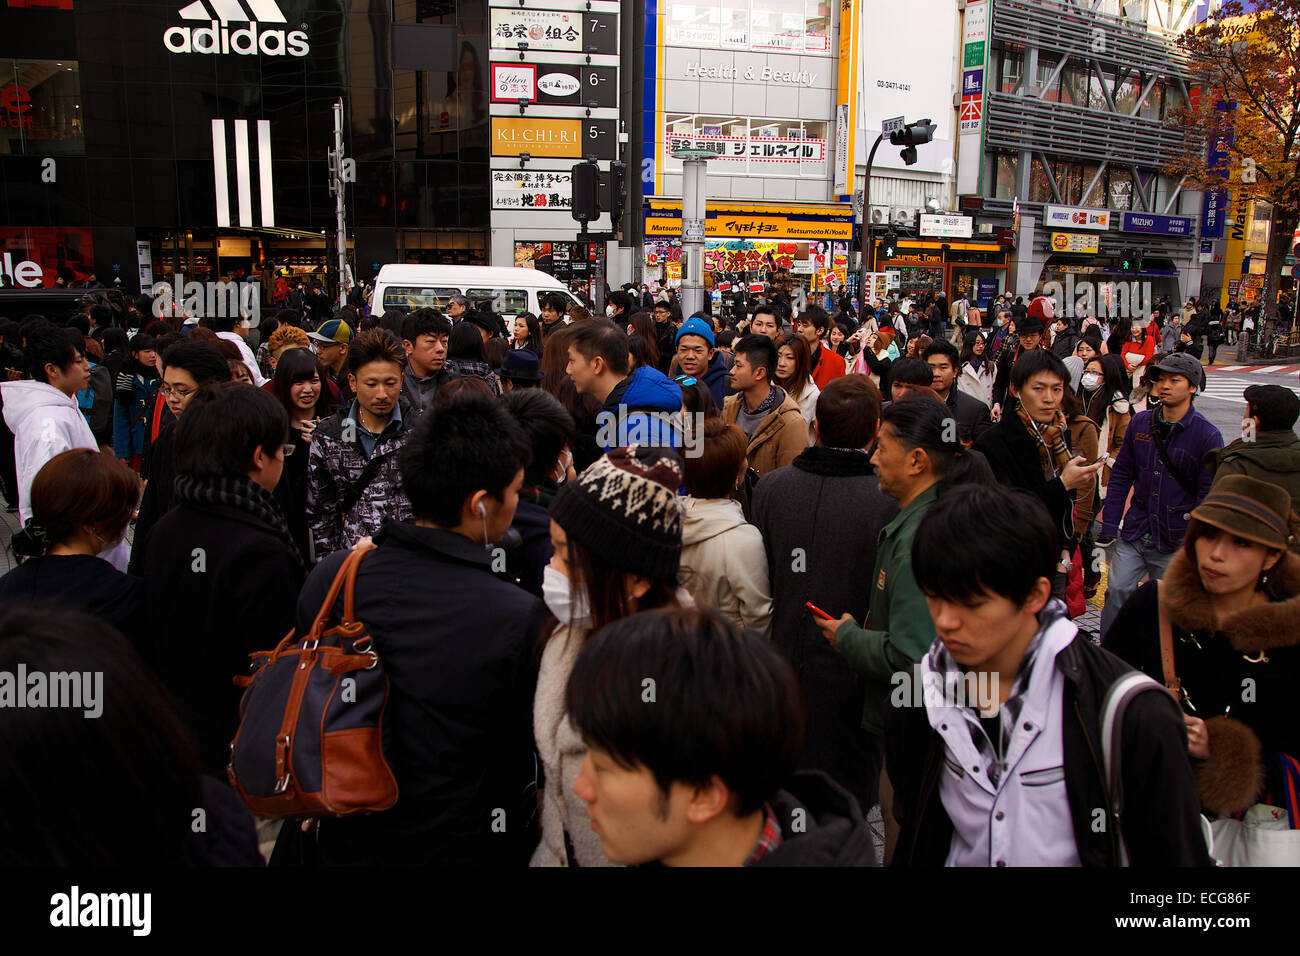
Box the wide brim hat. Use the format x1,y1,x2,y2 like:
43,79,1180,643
1191,475,1293,551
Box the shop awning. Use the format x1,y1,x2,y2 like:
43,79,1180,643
645,201,854,241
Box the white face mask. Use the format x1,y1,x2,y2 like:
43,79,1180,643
606,305,615,318
542,565,592,628
1082,372,1102,391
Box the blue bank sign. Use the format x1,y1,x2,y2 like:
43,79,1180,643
1120,212,1193,237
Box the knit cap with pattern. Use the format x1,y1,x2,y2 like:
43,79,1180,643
549,445,684,581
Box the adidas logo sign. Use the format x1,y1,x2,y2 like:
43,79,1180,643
164,0,309,57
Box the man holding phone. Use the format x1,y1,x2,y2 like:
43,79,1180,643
974,350,1103,603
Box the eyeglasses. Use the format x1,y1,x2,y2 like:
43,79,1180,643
674,375,698,387
159,383,195,399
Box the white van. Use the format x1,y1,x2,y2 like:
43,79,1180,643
370,264,583,318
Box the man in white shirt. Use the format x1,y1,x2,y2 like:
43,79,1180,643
214,314,266,386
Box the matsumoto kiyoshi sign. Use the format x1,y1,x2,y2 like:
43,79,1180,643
163,0,309,56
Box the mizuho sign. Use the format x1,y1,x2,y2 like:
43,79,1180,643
164,0,309,57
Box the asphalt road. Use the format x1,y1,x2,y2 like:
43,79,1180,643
1194,362,1300,442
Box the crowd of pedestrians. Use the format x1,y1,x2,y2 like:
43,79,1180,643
0,281,1296,869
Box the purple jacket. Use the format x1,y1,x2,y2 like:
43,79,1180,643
1100,405,1223,552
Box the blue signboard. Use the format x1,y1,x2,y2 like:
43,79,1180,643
961,70,983,97
1201,101,1234,240
1120,212,1194,236
974,277,1000,308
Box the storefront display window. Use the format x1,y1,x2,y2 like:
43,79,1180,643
663,0,831,53
993,154,1017,199
0,59,83,156
664,114,828,178
898,266,944,297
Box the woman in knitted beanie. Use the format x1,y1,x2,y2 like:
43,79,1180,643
531,444,691,867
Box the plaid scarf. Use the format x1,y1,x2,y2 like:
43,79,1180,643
1017,404,1075,541
173,473,307,574
927,599,1069,787
742,802,784,866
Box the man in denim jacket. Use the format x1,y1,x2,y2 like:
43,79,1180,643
1097,352,1222,638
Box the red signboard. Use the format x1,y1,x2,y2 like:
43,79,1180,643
0,227,94,287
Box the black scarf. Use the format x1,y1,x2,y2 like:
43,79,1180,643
173,473,307,574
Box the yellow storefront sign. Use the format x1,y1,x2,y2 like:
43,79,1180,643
1051,232,1100,254
491,117,583,158
646,215,852,241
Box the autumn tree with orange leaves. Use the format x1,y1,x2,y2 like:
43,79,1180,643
1168,0,1300,318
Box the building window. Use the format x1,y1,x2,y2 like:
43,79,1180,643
1108,168,1133,210
994,154,1018,198
0,59,83,156
999,48,1023,94
1250,201,1273,245
1028,158,1055,203
1114,74,1141,114
663,0,832,54
664,113,828,177
1081,164,1106,207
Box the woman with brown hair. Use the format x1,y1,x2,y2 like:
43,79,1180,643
773,331,820,425
541,324,602,471
0,449,149,660
625,310,660,371
1104,475,1300,828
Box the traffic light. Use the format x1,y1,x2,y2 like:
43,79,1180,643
889,119,936,167
1121,249,1133,272
880,231,899,260
571,161,599,223
607,161,626,229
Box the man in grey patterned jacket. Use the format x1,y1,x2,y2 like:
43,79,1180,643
306,329,415,561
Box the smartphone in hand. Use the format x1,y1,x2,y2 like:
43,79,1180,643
805,601,835,620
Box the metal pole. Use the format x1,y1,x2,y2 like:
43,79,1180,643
856,133,884,312
332,98,347,308
680,156,707,317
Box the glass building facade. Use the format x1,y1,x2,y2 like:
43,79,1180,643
0,0,492,293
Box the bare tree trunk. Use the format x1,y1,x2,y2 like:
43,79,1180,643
1265,209,1298,325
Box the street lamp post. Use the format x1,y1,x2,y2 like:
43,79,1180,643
856,132,886,312
672,146,720,317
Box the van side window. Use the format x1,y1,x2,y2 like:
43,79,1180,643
466,288,527,314
382,286,460,311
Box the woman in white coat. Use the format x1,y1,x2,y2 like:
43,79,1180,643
956,329,993,409
679,419,773,637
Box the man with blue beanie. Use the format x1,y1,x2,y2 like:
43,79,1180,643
675,315,730,408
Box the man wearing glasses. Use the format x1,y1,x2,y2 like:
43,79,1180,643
129,339,235,574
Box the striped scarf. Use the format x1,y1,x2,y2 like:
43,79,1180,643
1017,404,1075,541
173,473,306,574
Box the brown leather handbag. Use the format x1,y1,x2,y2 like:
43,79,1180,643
227,543,399,819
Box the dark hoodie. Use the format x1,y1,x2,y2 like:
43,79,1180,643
699,350,730,409
753,771,878,867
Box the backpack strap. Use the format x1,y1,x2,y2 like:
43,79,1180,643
1100,670,1169,866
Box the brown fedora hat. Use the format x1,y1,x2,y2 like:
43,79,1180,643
1192,475,1292,551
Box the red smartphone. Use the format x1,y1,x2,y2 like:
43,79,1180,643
805,601,835,620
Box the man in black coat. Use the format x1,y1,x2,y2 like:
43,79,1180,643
974,349,1103,600
301,390,548,867
752,376,898,810
923,338,991,445
142,383,305,777
991,302,1047,417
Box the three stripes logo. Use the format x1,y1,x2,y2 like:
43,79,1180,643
164,0,309,57
212,119,276,228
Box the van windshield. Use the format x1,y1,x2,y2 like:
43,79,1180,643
466,288,528,315
381,286,460,311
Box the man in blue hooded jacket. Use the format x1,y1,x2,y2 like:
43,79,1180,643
566,320,683,451
674,315,730,409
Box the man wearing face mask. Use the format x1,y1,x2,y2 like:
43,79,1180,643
499,389,576,598
605,290,634,324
